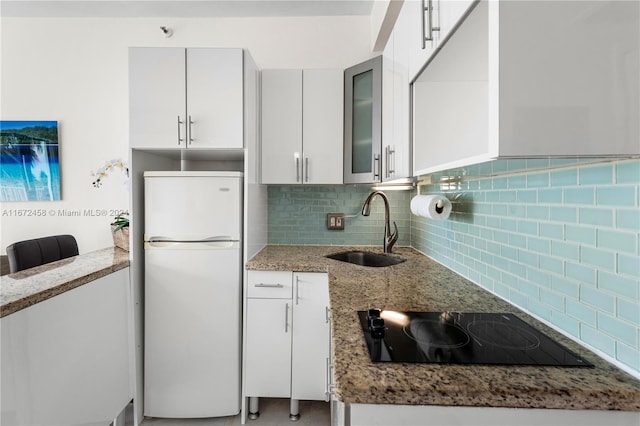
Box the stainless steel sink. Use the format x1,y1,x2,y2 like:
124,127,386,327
325,251,406,267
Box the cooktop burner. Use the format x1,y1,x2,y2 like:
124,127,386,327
358,310,593,367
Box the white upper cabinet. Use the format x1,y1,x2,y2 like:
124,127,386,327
186,49,243,149
343,56,383,184
130,48,186,149
129,48,243,149
261,70,302,184
413,0,640,175
302,70,344,184
261,69,343,184
438,0,477,46
384,5,412,182
406,0,477,82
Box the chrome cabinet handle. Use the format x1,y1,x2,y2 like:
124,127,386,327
254,283,284,288
327,357,336,397
177,116,184,145
188,115,194,145
325,306,330,323
285,303,289,333
384,146,390,178
421,0,426,48
295,276,300,305
305,157,309,183
422,0,440,46
373,154,381,179
388,146,396,175
295,155,300,183
325,357,331,400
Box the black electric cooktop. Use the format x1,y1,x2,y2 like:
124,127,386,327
358,310,593,367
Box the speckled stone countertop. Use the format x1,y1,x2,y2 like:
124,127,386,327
1,247,130,318
246,245,640,411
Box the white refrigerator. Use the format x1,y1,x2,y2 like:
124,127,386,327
143,171,242,418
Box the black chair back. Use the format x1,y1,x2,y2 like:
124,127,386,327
6,235,79,273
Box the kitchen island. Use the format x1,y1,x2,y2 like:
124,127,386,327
1,247,132,426
246,245,640,424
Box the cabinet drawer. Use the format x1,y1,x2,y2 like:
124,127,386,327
247,271,292,299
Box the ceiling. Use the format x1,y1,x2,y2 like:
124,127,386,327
0,0,376,18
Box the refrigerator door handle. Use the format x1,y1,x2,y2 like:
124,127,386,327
145,241,239,249
147,235,236,243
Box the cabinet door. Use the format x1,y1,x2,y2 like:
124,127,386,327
291,273,330,401
303,69,344,184
129,48,186,148
413,0,489,175
383,5,412,182
261,69,303,184
438,0,476,45
186,48,243,149
245,298,292,398
497,0,640,156
344,56,383,184
407,0,438,82
382,32,395,181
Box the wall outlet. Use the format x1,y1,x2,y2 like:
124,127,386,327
327,213,345,230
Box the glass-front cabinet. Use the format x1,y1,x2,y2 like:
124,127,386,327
344,56,382,184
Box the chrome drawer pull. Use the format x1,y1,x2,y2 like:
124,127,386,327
254,283,284,288
285,303,289,332
177,116,184,145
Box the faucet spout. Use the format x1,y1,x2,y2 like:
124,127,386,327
361,191,398,254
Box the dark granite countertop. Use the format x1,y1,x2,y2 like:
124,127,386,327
1,247,130,318
246,245,640,411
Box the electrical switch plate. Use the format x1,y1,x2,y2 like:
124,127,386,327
327,213,345,230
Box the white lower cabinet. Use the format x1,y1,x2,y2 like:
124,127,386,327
345,404,640,426
244,271,330,419
1,269,132,426
291,273,331,401
245,298,292,397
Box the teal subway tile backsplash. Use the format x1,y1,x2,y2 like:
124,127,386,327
597,271,638,301
617,209,640,230
617,343,640,372
265,159,640,374
411,159,640,374
267,185,411,247
578,207,613,227
618,298,640,325
598,313,637,347
564,187,594,205
566,225,596,245
578,164,614,185
551,168,578,186
580,246,615,271
616,160,640,184
598,229,637,254
526,172,549,188
596,186,637,206
581,324,616,357
566,299,596,326
618,253,640,278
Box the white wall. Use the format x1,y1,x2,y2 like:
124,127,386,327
0,15,373,254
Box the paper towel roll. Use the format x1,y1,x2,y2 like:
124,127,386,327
410,195,452,220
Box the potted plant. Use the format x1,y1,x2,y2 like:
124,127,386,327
111,213,130,251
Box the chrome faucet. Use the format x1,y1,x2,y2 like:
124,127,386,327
361,191,398,254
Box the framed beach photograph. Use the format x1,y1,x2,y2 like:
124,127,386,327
0,120,61,202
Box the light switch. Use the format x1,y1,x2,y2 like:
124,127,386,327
327,213,345,230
